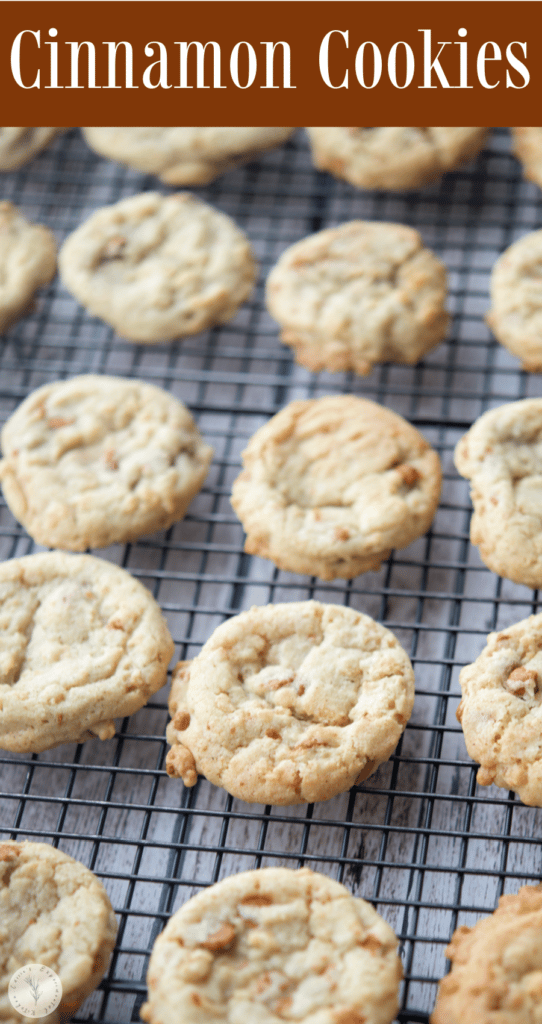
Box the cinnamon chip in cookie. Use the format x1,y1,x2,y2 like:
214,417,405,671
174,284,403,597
166,600,414,805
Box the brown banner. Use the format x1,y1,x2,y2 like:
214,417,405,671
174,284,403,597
1,1,539,125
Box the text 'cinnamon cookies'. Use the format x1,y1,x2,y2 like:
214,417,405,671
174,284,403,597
231,394,441,581
266,220,449,376
1,840,117,1024
141,867,402,1024
59,191,256,343
0,552,173,752
457,614,542,805
0,375,213,551
454,398,542,588
166,601,414,806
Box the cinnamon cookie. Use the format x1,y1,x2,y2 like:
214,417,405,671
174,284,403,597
231,395,441,581
0,840,117,1024
0,202,56,333
266,220,449,375
511,127,542,190
454,398,542,587
58,191,256,343
0,375,213,551
432,883,542,1024
166,601,414,805
141,866,402,1024
456,614,542,805
0,551,174,753
82,127,294,185
306,127,488,191
486,229,542,371
0,128,61,171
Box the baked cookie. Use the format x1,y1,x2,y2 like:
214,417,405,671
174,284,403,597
0,551,174,752
432,883,542,1024
0,128,61,171
511,127,542,190
0,202,57,333
454,398,542,587
166,601,414,805
58,191,256,343
0,840,117,1024
306,127,489,191
231,394,442,581
266,220,449,375
82,127,295,185
456,613,542,805
141,866,402,1024
486,229,542,371
0,374,213,551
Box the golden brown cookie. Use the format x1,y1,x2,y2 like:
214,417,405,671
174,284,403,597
511,127,542,190
0,375,213,551
432,884,542,1024
0,202,56,333
141,867,402,1024
457,613,542,805
0,129,61,171
82,127,295,185
454,398,542,587
58,192,256,343
166,600,414,805
306,127,489,190
231,394,442,581
0,551,174,753
486,229,542,371
266,220,449,375
0,840,117,1024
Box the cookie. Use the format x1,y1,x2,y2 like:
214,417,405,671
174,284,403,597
511,127,542,190
0,840,117,1024
454,398,542,587
141,866,402,1024
58,191,257,343
231,394,442,581
0,202,56,333
431,883,542,1024
456,613,542,805
166,600,414,805
486,229,542,371
306,127,489,191
0,551,174,752
266,220,449,375
0,374,213,551
82,127,295,185
0,128,61,171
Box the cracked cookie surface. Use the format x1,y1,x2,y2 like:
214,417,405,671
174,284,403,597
266,221,449,375
0,374,213,551
457,614,542,805
454,398,542,587
486,229,542,371
58,191,256,342
166,601,414,805
0,202,57,333
306,127,488,191
0,840,117,1024
141,866,402,1024
0,129,61,171
82,127,295,185
431,883,542,1024
0,551,173,752
231,395,441,581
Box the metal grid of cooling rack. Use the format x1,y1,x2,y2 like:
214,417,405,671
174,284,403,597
2,127,542,1024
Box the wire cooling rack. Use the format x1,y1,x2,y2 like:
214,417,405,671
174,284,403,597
2,128,542,1024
